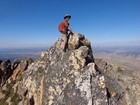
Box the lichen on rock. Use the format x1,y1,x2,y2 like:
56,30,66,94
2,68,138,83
0,33,132,105
16,33,122,105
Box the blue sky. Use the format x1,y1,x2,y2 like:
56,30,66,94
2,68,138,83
0,0,140,48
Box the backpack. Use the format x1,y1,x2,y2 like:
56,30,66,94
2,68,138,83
58,22,64,32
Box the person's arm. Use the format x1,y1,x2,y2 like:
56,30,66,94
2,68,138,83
68,26,74,34
64,21,74,34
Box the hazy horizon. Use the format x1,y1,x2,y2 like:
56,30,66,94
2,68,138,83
0,45,139,71
0,43,139,49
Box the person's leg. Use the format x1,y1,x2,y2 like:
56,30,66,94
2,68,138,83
62,34,67,51
63,41,66,51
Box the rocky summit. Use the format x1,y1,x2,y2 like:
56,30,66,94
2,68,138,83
0,33,140,105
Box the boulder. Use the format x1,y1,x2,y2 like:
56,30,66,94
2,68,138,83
68,33,90,50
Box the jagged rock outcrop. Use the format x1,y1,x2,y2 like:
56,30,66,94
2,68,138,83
0,60,11,86
11,58,33,81
95,59,140,105
0,58,33,105
68,33,91,50
1,33,139,105
17,33,121,105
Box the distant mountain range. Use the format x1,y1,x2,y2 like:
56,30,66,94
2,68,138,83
0,47,48,61
93,46,140,71
93,46,140,60
0,46,140,61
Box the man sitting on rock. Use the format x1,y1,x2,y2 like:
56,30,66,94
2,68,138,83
58,14,74,52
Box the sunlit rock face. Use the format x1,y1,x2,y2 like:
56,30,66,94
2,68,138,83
1,33,135,105
18,33,121,105
95,59,140,105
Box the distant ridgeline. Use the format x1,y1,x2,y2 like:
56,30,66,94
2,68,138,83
93,46,140,59
0,47,48,61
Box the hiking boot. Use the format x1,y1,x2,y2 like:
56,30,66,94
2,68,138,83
66,48,70,51
63,49,66,52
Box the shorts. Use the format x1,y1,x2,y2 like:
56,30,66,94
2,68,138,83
61,34,67,42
